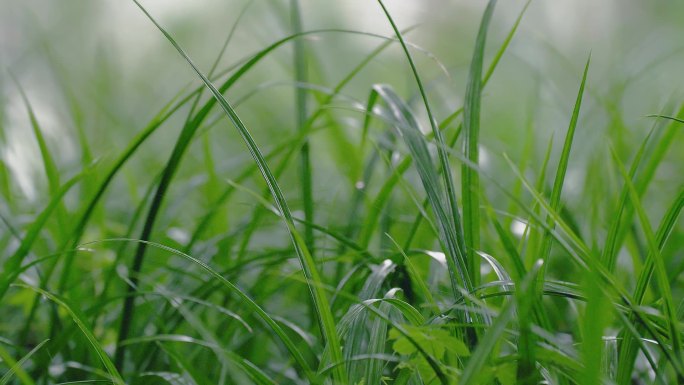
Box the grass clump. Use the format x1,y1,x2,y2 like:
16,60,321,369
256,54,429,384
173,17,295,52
0,1,683,384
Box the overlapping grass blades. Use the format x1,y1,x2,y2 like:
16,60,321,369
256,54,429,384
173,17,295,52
109,23,433,373
612,149,684,380
376,0,472,305
370,84,471,306
460,260,544,385
462,0,496,288
15,284,125,385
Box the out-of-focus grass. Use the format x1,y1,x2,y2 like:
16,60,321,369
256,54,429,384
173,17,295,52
0,0,683,384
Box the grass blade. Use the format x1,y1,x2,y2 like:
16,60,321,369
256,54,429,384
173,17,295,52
290,0,315,255
0,339,48,385
462,0,497,287
537,55,590,284
611,148,684,379
377,0,471,299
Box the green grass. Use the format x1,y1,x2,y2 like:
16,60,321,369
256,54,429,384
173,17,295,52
1,1,683,384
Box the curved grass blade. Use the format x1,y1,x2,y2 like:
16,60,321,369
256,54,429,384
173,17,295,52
647,114,684,124
372,84,471,304
365,0,532,255
112,24,425,373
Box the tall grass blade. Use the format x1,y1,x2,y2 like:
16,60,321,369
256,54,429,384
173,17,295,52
371,84,471,306
291,0,315,255
462,0,497,287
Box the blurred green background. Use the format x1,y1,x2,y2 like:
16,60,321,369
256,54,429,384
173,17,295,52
0,1,683,383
